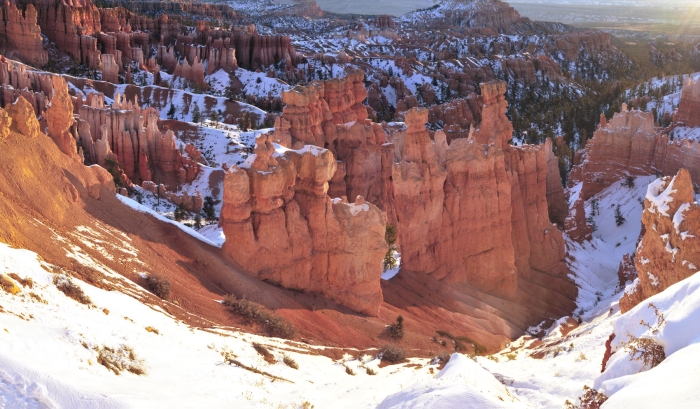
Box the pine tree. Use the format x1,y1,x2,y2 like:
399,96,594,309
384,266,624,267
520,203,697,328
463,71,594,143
167,103,176,120
615,204,626,227
174,203,187,222
191,105,201,123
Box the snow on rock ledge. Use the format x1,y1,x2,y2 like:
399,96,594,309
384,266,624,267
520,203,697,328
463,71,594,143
620,168,700,313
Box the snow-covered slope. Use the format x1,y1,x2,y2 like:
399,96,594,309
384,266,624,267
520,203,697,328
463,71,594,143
0,242,471,409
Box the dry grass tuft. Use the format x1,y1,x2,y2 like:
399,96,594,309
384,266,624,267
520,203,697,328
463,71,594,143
252,342,276,365
96,345,146,375
283,355,299,369
0,274,21,295
54,275,92,305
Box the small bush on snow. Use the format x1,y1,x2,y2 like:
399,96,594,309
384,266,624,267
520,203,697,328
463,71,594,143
621,302,667,371
283,355,299,369
379,344,406,363
564,385,608,409
96,345,146,376
53,275,92,305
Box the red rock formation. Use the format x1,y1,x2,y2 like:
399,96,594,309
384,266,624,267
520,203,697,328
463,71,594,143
674,76,700,127
475,81,513,148
620,169,700,313
545,138,567,227
568,103,700,240
390,85,574,314
77,93,199,189
275,69,395,215
617,253,637,290
441,0,522,30
16,0,102,65
173,57,207,89
220,134,388,316
101,53,119,83
0,3,48,67
549,31,612,62
45,75,80,160
374,15,395,30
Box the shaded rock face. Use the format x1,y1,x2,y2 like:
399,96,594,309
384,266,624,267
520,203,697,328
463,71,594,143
77,93,199,190
390,87,574,315
620,169,700,313
16,0,101,64
0,3,48,67
674,76,700,127
220,134,387,316
275,69,395,217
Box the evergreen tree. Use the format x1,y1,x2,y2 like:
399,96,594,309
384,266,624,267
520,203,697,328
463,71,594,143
615,204,626,226
167,103,176,120
191,105,201,123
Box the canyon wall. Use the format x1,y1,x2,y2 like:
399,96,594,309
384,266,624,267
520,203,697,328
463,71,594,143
219,134,387,316
620,169,700,313
568,104,700,240
0,3,48,67
77,93,200,191
391,96,572,310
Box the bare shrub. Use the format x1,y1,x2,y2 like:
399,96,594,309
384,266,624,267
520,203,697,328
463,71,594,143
623,337,665,371
283,355,299,369
380,344,406,363
96,345,145,375
365,366,377,375
564,385,608,409
344,364,355,375
146,275,171,300
54,275,92,305
621,302,667,371
252,342,276,364
223,295,296,339
387,315,404,339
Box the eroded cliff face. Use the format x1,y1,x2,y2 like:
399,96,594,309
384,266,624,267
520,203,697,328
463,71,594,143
620,169,700,313
77,92,200,191
220,134,388,316
0,3,48,67
390,84,573,313
274,68,395,217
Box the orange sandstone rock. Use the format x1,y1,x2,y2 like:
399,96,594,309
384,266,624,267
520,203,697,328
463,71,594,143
620,169,700,313
220,134,387,316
